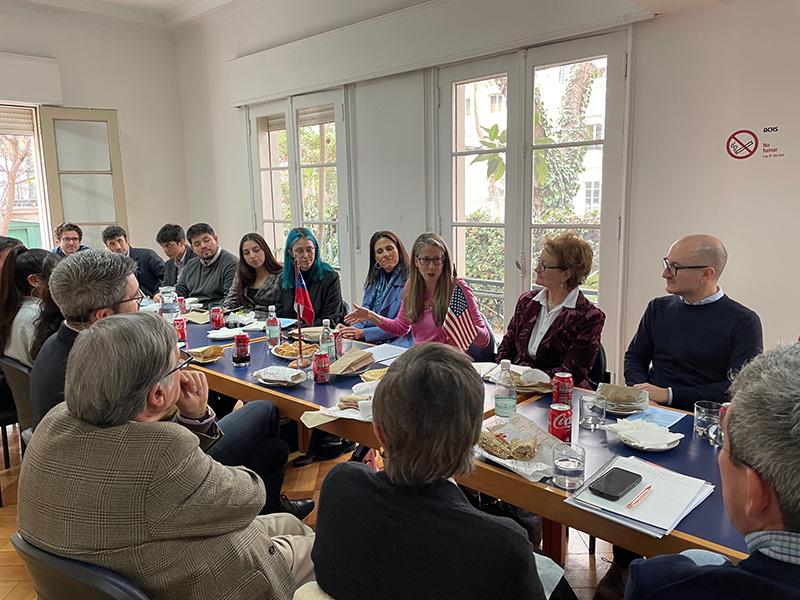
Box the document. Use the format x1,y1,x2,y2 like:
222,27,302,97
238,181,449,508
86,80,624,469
364,343,407,364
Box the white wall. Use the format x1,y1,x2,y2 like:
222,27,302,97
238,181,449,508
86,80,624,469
625,0,800,358
0,6,188,251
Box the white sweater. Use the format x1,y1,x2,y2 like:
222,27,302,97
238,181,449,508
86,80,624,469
4,297,41,367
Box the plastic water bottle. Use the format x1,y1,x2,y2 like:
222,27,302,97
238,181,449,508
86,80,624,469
319,319,336,362
266,305,280,348
494,360,517,421
158,286,179,323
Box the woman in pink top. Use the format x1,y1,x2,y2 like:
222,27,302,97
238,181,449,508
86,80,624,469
345,233,490,350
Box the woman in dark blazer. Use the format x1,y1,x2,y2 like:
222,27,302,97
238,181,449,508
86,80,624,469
338,230,412,346
223,233,283,316
497,231,605,389
277,227,346,327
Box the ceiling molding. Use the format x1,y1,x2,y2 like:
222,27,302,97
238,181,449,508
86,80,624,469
11,0,168,27
164,0,242,27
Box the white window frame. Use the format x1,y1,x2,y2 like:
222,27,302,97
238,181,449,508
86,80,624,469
247,89,353,304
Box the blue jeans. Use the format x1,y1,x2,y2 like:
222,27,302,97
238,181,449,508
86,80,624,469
207,400,289,513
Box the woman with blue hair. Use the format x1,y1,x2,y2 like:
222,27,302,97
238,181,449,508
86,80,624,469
278,227,347,326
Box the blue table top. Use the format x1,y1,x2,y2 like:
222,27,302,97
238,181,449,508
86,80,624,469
196,336,497,414
516,396,747,554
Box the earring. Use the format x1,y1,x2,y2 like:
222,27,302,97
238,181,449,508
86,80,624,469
374,261,381,270
378,446,386,458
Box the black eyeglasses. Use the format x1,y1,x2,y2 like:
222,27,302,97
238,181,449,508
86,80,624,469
417,255,444,266
662,258,709,277
115,289,145,309
535,260,565,271
163,355,194,378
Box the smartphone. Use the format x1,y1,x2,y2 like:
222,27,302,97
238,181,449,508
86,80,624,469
588,468,642,501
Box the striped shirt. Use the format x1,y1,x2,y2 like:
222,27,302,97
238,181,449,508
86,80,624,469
746,531,800,565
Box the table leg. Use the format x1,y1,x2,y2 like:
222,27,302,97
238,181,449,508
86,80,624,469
298,423,312,454
542,518,567,566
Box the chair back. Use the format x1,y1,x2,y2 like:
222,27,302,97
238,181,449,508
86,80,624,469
0,357,29,429
587,343,610,390
10,533,150,600
467,312,497,363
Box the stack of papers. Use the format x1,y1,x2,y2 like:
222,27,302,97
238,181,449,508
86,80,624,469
363,344,407,364
566,456,714,538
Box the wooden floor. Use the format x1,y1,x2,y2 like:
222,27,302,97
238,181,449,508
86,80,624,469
0,425,610,600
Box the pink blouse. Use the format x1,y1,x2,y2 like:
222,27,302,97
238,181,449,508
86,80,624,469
376,279,490,348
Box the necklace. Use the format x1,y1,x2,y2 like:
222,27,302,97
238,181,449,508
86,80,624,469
423,299,434,311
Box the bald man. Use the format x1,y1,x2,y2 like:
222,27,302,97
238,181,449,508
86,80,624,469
624,234,762,411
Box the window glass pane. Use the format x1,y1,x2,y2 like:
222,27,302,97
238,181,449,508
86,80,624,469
453,225,504,334
77,224,112,250
454,76,507,152
453,153,505,223
532,146,602,224
305,222,339,269
298,107,336,165
54,120,110,171
260,169,291,221
301,166,337,222
257,115,288,168
0,131,43,239
262,221,292,259
530,227,600,302
533,57,606,145
60,174,115,222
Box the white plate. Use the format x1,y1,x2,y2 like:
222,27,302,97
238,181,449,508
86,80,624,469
270,346,317,360
177,341,185,349
207,328,243,341
619,436,681,452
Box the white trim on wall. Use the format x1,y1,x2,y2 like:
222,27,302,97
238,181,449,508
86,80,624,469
0,52,62,105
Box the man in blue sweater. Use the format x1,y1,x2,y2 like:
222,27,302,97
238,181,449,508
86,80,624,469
625,344,800,600
624,234,762,411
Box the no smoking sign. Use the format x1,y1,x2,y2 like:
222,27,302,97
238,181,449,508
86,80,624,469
726,130,758,160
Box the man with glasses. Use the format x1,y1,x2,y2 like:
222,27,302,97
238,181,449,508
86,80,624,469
624,344,800,600
20,313,315,599
624,234,762,411
29,250,313,519
598,235,763,599
52,222,89,257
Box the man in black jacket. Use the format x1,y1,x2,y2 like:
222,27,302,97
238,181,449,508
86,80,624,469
156,223,195,287
102,224,165,297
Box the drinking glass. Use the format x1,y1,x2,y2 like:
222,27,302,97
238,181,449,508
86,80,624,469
552,443,586,491
579,393,606,431
694,401,722,438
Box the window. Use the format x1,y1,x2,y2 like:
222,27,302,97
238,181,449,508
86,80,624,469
249,90,352,296
585,181,601,212
438,33,627,361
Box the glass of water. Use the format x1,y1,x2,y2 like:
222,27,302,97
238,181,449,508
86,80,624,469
694,401,722,438
580,393,606,431
552,443,586,491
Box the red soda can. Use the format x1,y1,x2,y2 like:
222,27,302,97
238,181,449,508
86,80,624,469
232,333,250,367
549,403,572,443
552,372,574,406
210,307,225,330
177,296,187,313
332,330,343,359
173,317,187,342
720,402,731,421
313,350,330,384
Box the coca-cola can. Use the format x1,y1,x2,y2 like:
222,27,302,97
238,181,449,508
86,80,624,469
549,403,572,443
553,372,574,406
313,350,330,384
210,307,225,330
173,317,187,342
720,402,731,421
332,330,343,359
232,334,250,368
177,296,187,313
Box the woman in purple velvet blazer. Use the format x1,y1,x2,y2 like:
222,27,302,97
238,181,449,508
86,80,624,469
497,231,605,389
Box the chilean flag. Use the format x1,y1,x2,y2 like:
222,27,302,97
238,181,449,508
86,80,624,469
294,272,315,326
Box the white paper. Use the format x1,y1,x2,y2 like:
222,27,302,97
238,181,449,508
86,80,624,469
364,343,407,363
319,404,373,422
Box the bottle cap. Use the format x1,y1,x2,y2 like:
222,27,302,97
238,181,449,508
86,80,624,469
323,319,330,327
500,359,511,369
268,305,275,311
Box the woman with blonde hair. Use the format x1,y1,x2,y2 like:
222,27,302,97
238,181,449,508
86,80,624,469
344,232,489,350
497,230,605,389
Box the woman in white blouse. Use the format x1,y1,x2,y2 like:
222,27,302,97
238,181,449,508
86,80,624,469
0,246,49,366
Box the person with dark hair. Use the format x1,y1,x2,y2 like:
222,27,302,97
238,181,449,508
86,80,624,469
52,223,89,257
337,230,412,346
30,253,64,361
497,231,605,389
175,223,237,307
102,224,165,297
156,223,194,286
312,343,572,600
29,250,313,519
0,235,22,274
0,246,49,367
277,227,346,326
223,233,283,315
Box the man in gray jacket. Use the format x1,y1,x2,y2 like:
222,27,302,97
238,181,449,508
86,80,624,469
176,222,238,307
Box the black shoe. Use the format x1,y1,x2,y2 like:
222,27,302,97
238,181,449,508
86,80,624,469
279,494,315,520
292,453,317,467
314,439,357,461
593,561,628,600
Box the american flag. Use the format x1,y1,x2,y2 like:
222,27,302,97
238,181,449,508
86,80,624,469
442,283,478,351
294,271,315,326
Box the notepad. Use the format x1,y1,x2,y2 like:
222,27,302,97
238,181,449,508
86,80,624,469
566,456,714,537
364,344,407,363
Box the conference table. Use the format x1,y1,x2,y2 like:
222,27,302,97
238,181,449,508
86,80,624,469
185,323,748,565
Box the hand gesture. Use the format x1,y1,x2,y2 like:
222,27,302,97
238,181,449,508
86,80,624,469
338,326,366,340
344,303,371,325
633,383,669,405
177,370,210,419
